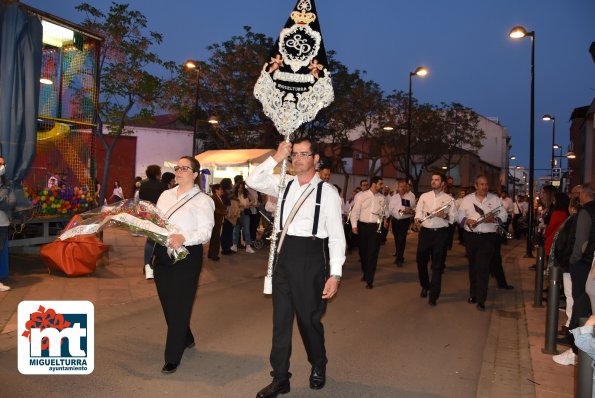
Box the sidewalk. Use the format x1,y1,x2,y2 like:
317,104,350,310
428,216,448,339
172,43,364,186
0,230,575,396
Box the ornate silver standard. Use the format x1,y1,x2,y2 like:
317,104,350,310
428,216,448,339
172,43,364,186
253,0,334,294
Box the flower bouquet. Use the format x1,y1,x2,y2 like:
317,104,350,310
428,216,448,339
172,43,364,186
58,199,188,263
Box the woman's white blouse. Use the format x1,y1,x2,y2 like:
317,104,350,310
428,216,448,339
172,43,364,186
156,185,215,246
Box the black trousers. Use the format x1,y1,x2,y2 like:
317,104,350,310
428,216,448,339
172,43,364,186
416,227,449,301
446,223,455,250
221,219,234,251
271,236,329,380
391,218,410,262
154,244,203,364
250,212,261,242
465,232,499,304
569,259,592,329
490,238,509,288
357,222,381,285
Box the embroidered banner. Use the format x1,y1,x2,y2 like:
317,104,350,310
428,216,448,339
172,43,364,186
254,0,334,137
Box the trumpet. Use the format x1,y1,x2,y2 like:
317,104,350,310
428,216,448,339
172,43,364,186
469,206,502,231
469,205,512,239
419,199,454,224
374,200,387,233
496,225,512,239
398,208,413,216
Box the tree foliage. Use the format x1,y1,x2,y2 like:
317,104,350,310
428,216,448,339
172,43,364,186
75,2,173,202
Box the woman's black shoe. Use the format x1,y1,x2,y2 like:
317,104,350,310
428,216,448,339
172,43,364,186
161,362,179,374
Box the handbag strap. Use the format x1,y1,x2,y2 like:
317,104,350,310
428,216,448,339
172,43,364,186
276,184,316,254
165,189,201,220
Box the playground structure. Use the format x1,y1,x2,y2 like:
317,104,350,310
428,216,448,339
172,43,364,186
9,6,102,248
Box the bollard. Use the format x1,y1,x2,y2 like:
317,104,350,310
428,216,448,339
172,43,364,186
542,266,561,354
576,317,594,398
533,245,545,308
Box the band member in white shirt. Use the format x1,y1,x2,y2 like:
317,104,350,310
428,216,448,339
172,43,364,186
350,176,386,289
414,173,455,306
457,175,508,311
247,138,345,397
388,180,416,267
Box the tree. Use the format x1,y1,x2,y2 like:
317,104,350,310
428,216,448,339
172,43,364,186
163,26,275,150
76,2,174,203
439,102,485,175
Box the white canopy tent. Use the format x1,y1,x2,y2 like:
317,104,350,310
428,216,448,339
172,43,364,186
164,149,276,191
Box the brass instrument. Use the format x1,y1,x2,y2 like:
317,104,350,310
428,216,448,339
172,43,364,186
469,205,512,239
418,199,454,224
469,205,502,230
374,200,387,233
398,208,413,216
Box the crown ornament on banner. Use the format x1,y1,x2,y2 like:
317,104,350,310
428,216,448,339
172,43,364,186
254,0,334,137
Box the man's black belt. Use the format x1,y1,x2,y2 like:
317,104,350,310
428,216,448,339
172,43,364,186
421,226,448,232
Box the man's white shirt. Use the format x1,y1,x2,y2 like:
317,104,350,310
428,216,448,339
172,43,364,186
456,192,507,233
415,190,455,229
246,157,346,276
388,191,416,220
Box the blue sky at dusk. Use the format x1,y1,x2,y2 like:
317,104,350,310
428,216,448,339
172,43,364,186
26,0,595,179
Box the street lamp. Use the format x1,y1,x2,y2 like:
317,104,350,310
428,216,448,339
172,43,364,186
509,25,535,258
407,66,428,182
185,60,201,156
542,114,556,169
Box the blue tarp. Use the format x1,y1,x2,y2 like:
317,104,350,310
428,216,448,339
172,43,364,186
0,3,42,183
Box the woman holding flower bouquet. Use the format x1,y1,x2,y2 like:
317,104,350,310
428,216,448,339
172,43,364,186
154,156,215,374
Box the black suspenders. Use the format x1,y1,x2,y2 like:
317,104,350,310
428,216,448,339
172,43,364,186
311,181,324,236
279,179,324,236
279,179,294,231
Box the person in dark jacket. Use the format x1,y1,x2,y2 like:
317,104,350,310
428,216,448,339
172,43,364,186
219,178,235,255
139,165,166,279
554,184,595,366
208,184,227,261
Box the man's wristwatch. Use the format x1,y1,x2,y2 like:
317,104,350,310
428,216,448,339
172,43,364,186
330,275,341,281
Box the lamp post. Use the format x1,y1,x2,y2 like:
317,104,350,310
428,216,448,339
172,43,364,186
185,60,201,156
542,114,556,170
509,25,535,258
407,66,428,182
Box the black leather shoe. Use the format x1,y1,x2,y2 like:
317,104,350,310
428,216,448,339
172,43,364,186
428,299,437,306
420,288,428,298
467,297,477,304
476,303,486,311
498,285,514,290
256,379,290,398
309,366,326,390
161,362,179,374
365,283,373,289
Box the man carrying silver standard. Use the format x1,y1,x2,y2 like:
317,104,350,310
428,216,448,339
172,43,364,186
414,173,455,306
457,175,507,311
247,138,345,398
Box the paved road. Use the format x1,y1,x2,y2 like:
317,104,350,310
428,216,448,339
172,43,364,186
0,229,531,397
